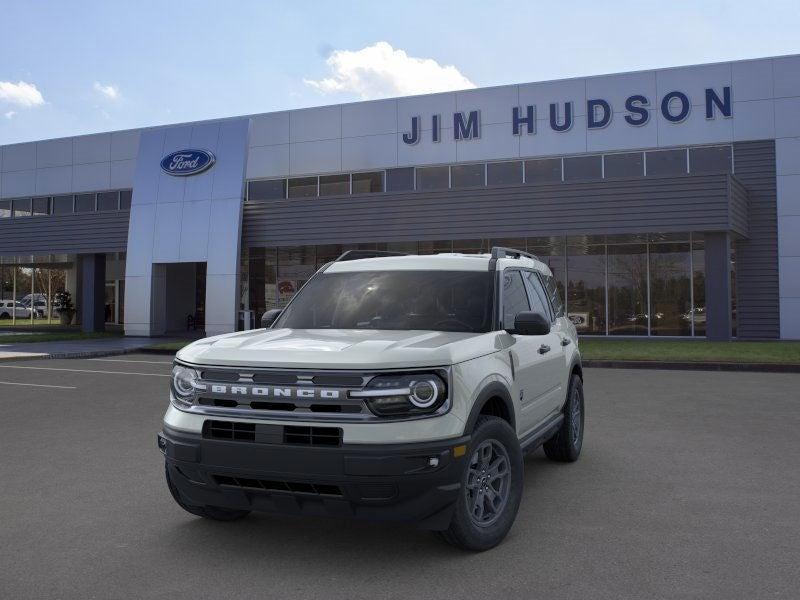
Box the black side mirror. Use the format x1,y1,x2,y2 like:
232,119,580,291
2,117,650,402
260,309,282,328
509,311,550,335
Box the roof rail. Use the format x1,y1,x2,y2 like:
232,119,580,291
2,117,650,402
334,250,409,262
490,246,540,262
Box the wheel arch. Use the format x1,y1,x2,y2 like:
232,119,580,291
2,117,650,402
464,382,516,434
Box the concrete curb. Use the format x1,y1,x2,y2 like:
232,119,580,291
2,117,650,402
582,360,800,373
0,347,146,362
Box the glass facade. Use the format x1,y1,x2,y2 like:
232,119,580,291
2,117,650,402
241,233,713,336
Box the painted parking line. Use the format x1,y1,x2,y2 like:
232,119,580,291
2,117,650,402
0,365,171,377
89,358,174,365
0,380,77,389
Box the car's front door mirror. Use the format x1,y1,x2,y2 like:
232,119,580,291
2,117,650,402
509,311,551,335
260,309,282,328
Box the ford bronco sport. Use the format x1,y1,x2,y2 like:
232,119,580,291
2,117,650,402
159,247,584,551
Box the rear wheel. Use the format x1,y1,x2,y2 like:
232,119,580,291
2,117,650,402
437,416,523,551
543,374,584,462
164,463,250,521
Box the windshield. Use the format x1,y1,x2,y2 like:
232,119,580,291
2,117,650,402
274,270,494,333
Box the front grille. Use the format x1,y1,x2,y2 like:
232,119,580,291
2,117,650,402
213,475,343,497
205,420,255,441
284,425,342,447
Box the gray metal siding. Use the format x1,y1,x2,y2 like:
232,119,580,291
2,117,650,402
729,177,750,238
732,140,779,339
0,211,130,256
243,173,745,247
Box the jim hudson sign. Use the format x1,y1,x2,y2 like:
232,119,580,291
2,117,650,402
401,86,732,144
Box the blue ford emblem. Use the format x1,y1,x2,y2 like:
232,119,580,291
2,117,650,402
160,149,215,176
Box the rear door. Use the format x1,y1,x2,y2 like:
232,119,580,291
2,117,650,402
500,269,560,435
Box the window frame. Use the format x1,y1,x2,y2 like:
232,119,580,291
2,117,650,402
498,268,533,331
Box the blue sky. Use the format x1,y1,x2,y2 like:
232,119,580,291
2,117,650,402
1,0,799,144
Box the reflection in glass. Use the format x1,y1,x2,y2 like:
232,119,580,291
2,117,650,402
567,243,606,334
288,177,318,198
607,244,647,335
649,242,691,336
528,236,566,305
692,237,706,337
277,246,315,307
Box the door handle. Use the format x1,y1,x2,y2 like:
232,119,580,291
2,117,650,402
538,344,551,354
560,337,571,346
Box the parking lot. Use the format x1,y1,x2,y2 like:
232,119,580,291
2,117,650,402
0,355,798,599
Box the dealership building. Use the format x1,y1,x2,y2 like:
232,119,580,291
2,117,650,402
1,54,800,340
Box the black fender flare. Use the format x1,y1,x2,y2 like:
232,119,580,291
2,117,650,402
463,381,516,434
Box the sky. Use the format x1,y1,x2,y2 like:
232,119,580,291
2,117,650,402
1,0,799,145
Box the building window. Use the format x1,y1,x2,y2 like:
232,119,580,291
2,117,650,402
524,158,562,184
563,155,602,181
416,166,449,191
352,171,384,194
487,161,523,186
451,163,485,188
74,194,96,212
32,197,49,216
386,167,415,192
607,242,648,335
120,190,132,210
646,149,687,176
12,198,32,218
0,200,10,218
52,195,74,214
690,145,732,174
248,179,286,201
98,191,119,211
287,177,317,198
566,240,606,334
604,152,644,178
649,241,692,336
319,174,350,196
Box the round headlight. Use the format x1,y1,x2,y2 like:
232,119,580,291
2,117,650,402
409,379,438,408
172,365,198,398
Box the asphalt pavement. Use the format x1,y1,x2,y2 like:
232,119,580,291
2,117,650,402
0,355,798,599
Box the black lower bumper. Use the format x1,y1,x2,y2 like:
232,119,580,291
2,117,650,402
158,424,470,530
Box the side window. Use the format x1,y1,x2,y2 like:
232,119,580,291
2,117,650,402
542,273,565,318
502,270,531,329
522,271,552,321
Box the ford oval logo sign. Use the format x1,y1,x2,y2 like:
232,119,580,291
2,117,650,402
160,149,215,176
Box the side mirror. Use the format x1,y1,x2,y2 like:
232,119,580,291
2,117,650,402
509,311,551,335
260,309,282,328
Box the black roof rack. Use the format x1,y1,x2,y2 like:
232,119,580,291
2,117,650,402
490,247,540,262
334,250,409,262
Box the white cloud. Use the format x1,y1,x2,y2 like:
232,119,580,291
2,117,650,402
93,82,121,100
4,110,16,119
304,41,475,100
0,81,44,107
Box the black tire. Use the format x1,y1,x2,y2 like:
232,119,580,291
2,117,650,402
438,416,523,551
164,463,250,522
543,374,584,462
0,312,10,320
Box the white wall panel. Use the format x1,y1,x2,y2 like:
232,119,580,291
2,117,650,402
456,86,517,126
162,127,192,154
152,202,182,261
212,119,249,200
732,100,775,141
131,129,165,205
586,109,658,152
290,105,341,142
519,118,587,157
656,62,732,107
397,93,457,132
290,138,341,174
207,198,242,276
342,100,397,137
36,138,72,168
586,71,657,114
2,169,35,197
774,97,800,139
397,129,457,166
124,204,156,276
455,122,519,162
342,134,397,170
110,130,140,161
776,137,800,175
1,142,36,172
732,59,774,101
189,123,221,152
110,159,136,188
777,175,800,216
780,298,800,339
205,273,238,336
246,144,290,179
773,55,800,98
657,107,733,147
74,133,111,164
35,166,72,195
779,256,800,297
72,162,110,192
250,111,290,147
519,78,587,117
179,200,211,261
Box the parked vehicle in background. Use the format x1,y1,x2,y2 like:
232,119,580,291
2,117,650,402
0,300,32,319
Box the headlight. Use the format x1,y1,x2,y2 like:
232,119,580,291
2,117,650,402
351,372,448,417
171,364,200,407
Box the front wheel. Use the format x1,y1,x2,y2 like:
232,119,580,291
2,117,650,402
165,463,250,522
543,374,584,462
437,416,523,551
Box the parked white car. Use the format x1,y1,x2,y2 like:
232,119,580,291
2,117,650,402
0,300,32,319
159,247,584,551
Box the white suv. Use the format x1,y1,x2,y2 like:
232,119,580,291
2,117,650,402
159,248,583,550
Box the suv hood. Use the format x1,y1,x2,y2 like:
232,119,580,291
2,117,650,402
177,328,501,369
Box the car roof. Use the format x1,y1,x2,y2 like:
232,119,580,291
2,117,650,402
324,252,552,275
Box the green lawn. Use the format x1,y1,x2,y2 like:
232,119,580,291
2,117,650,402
0,331,121,344
579,338,800,364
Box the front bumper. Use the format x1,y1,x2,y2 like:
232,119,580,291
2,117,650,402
159,424,470,530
